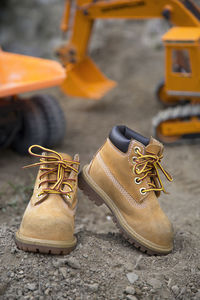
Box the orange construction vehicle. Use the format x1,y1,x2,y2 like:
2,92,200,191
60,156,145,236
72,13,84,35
0,50,66,154
57,0,200,144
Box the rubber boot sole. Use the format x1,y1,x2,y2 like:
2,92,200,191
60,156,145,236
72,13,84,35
15,231,76,255
78,165,172,256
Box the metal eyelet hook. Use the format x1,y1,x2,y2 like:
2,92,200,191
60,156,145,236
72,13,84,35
134,146,141,154
135,177,141,185
140,188,146,195
132,156,137,164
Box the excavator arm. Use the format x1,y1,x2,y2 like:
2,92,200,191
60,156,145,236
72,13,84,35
78,0,199,25
58,0,200,99
58,0,200,145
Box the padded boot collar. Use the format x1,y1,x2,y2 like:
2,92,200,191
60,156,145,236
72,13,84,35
109,125,149,153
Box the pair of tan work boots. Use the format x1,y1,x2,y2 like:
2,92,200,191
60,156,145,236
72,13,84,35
15,125,173,255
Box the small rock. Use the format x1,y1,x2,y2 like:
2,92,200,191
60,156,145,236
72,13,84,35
148,278,162,290
179,287,186,296
44,288,50,295
52,259,65,268
125,286,135,295
134,255,143,270
135,287,142,295
17,290,23,297
53,270,59,276
65,257,81,269
171,285,179,295
126,263,134,272
27,283,37,291
10,248,18,254
126,272,138,284
87,283,99,292
59,267,67,278
126,295,138,300
160,289,172,299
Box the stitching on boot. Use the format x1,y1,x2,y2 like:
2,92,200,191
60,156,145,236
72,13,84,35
96,152,146,209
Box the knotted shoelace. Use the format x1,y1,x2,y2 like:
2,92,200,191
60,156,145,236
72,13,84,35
133,148,173,193
24,145,80,204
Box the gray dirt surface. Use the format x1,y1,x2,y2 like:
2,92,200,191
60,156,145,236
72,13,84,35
0,1,200,299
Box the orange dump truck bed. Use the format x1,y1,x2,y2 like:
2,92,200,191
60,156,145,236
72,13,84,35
0,50,65,98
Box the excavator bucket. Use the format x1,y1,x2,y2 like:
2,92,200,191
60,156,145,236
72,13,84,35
61,56,116,100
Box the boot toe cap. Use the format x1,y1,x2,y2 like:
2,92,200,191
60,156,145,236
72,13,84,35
138,216,174,253
19,211,75,243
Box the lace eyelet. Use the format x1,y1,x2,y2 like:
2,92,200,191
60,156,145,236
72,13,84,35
140,188,146,195
132,156,137,164
134,146,141,154
135,177,141,185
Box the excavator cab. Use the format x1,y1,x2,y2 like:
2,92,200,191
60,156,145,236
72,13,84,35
163,27,200,102
153,27,200,144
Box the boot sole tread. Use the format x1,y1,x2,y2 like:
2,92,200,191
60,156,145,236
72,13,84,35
14,236,75,255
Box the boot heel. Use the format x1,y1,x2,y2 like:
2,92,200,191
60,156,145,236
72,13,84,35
78,170,104,207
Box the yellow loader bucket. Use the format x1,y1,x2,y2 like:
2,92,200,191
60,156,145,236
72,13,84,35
61,56,116,100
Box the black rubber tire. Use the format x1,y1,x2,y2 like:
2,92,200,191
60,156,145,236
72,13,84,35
30,94,66,148
0,97,21,149
11,99,47,155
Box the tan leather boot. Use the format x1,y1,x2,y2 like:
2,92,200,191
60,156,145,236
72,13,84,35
79,125,173,255
15,145,80,255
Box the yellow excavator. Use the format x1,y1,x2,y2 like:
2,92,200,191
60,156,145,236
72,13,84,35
57,0,200,144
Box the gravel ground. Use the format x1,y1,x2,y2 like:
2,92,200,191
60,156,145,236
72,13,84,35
0,1,200,299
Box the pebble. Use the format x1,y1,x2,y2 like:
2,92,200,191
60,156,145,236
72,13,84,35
65,257,81,269
126,295,138,300
126,263,134,272
10,248,18,254
52,259,65,268
59,267,67,278
147,278,162,290
126,272,138,284
135,287,142,295
27,283,37,291
159,289,172,299
86,283,99,292
44,288,50,295
171,285,179,295
125,286,135,295
178,287,186,297
134,255,143,270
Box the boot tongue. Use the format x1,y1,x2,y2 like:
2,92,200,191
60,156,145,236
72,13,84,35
145,137,164,156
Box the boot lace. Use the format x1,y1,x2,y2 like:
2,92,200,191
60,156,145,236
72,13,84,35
24,145,80,205
133,148,173,194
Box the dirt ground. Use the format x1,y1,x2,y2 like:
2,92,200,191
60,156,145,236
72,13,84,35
0,1,200,300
